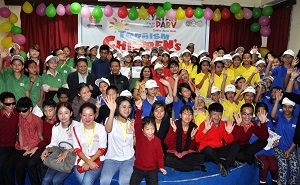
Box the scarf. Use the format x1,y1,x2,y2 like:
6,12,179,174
176,119,195,153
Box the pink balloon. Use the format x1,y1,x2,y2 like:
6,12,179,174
243,8,252,19
104,5,113,17
204,8,213,20
0,7,11,18
166,9,176,20
81,5,91,19
259,16,270,26
12,34,26,45
260,26,271,37
36,3,46,16
56,4,65,16
65,4,73,15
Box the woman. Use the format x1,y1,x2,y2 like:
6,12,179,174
133,66,153,101
72,102,107,185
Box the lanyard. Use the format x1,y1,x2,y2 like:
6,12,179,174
83,122,95,150
118,118,129,141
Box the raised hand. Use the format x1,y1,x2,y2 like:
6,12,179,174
275,90,283,101
135,99,143,110
170,118,177,132
104,96,116,111
223,69,228,78
267,54,274,62
253,68,259,74
287,67,293,75
204,118,212,132
173,74,179,81
0,49,8,59
191,127,199,139
140,92,147,101
291,68,300,79
225,121,235,134
233,112,242,126
195,88,200,97
160,79,170,87
257,108,267,124
213,51,218,60
252,45,258,54
241,83,248,91
209,75,214,84
291,57,299,67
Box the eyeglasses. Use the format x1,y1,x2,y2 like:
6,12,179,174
3,102,16,106
17,108,29,113
241,112,253,117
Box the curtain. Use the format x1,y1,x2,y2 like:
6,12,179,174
20,8,78,60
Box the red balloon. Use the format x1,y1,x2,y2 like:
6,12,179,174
221,8,231,20
118,6,128,19
148,6,156,15
185,7,194,18
20,45,25,51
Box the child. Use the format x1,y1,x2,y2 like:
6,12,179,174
53,49,73,79
235,75,246,93
198,50,209,58
254,81,268,103
106,59,129,93
161,51,172,77
235,46,244,56
170,53,179,63
153,63,168,96
230,54,243,78
166,60,180,88
151,47,159,58
180,49,194,78
215,46,226,57
95,77,110,106
89,45,99,62
67,43,87,68
62,46,72,65
212,57,231,89
194,90,208,126
223,54,235,84
141,51,151,66
28,44,44,75
130,100,166,185
262,76,274,98
234,85,256,113
178,69,196,92
195,56,211,98
122,51,132,68
240,52,260,85
255,60,266,80
222,84,238,121
57,87,70,104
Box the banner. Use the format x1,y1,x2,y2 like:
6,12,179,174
78,6,210,54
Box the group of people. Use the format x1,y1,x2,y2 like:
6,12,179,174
0,42,299,185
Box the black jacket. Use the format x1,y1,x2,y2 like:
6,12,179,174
106,73,129,93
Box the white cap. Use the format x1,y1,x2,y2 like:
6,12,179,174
243,86,256,94
74,43,87,49
120,90,132,97
170,53,179,58
192,53,199,58
95,77,110,87
89,45,99,51
282,97,295,106
198,95,206,101
263,76,274,82
169,48,176,52
133,56,142,62
45,55,59,63
235,46,244,53
223,54,232,61
214,57,225,64
255,60,266,66
145,79,159,89
211,86,221,94
198,50,209,56
225,84,236,93
232,53,242,60
154,63,164,70
122,51,131,57
235,75,245,83
11,55,24,63
142,51,150,56
181,49,191,56
255,81,267,88
250,49,262,58
161,51,170,56
151,56,158,63
282,49,295,57
8,43,21,54
200,56,211,63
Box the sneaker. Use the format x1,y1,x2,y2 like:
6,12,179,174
218,164,228,177
253,156,264,170
194,164,207,172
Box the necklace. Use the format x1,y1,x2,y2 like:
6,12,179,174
118,117,129,142
84,122,96,151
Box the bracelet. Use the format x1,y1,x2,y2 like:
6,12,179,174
290,78,295,81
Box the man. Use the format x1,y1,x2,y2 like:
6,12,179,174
106,58,129,93
91,44,110,79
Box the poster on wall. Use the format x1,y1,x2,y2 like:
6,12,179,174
78,6,210,54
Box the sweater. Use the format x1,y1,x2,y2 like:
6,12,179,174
36,119,55,149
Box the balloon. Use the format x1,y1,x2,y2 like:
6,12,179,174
262,6,273,16
259,16,270,26
185,7,194,18
128,6,138,20
260,47,270,58
138,6,148,19
11,26,22,34
45,4,56,18
252,7,262,19
12,34,26,45
118,6,128,19
163,2,172,11
230,3,241,14
166,9,175,20
221,8,231,20
56,4,65,16
0,7,11,18
148,6,156,15
22,1,33,14
194,7,204,19
156,6,165,19
81,5,91,19
19,50,27,60
104,5,113,17
92,5,103,20
89,15,100,24
6,32,14,37
260,26,271,37
1,37,13,48
70,2,82,14
250,22,261,32
235,9,244,20
36,3,46,16
243,8,252,19
176,7,185,20
0,22,12,32
213,8,221,22
204,8,213,21
9,12,18,24
65,4,73,15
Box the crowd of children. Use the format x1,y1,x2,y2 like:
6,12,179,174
0,42,299,185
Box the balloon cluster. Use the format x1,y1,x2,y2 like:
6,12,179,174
249,6,273,37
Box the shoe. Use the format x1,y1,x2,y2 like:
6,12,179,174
271,180,278,185
194,164,207,172
218,164,228,177
253,156,264,170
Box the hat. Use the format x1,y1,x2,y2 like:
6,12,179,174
77,56,88,62
211,86,221,94
198,95,206,101
223,54,232,61
89,45,99,51
45,55,59,63
154,63,164,70
235,47,244,53
243,86,256,94
282,97,295,106
232,53,242,60
214,57,225,64
158,46,164,50
192,53,199,58
198,50,209,56
200,56,211,63
282,49,295,57
133,56,142,62
145,79,159,89
181,49,191,56
122,51,131,57
120,90,132,97
263,76,274,82
151,47,158,52
187,43,194,47
169,48,176,52
74,43,87,49
235,75,245,83
255,60,266,66
142,51,150,56
170,53,179,58
95,77,110,87
255,81,267,88
161,51,170,56
250,49,262,58
225,84,236,93
8,43,20,53
10,55,24,63
151,56,158,63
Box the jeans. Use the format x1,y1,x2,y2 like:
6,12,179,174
73,161,103,185
100,156,135,185
42,168,70,185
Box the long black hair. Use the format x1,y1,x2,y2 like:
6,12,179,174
150,100,168,120
56,102,74,131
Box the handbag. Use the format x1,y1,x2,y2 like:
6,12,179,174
73,127,101,173
43,141,76,173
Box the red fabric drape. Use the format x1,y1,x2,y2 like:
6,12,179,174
21,8,78,60
267,6,292,56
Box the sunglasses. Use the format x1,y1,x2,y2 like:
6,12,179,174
17,108,29,113
3,102,16,106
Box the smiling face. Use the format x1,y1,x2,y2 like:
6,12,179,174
233,58,241,68
210,111,222,124
142,123,155,138
57,106,72,124
29,49,40,58
78,86,92,102
80,107,95,126
241,107,253,125
182,53,191,62
99,82,109,95
153,106,165,121
244,92,254,103
11,60,24,73
47,59,57,70
118,100,132,119
180,109,193,124
242,53,251,65
110,61,121,74
282,104,294,117
76,61,88,74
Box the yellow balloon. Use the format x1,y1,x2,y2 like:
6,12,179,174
213,8,221,22
176,7,185,20
22,1,33,14
0,22,12,32
9,12,18,24
260,48,270,58
138,6,149,19
1,37,13,48
235,9,244,20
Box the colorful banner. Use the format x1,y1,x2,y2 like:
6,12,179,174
78,6,210,54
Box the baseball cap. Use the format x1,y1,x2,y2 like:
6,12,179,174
198,50,209,56
223,54,232,61
95,77,110,87
122,51,131,58
154,63,164,70
255,60,266,66
120,90,132,97
263,76,274,82
89,45,99,51
250,49,262,58
142,51,150,56
214,57,225,64
161,51,170,56
45,55,59,63
169,48,176,52
282,97,295,106
225,84,236,93
181,49,191,56
282,49,295,57
74,43,87,49
235,75,245,83
235,46,244,53
145,79,159,89
151,56,158,63
243,86,256,94
192,53,199,58
133,56,142,62
255,81,267,88
199,56,211,64
170,53,179,58
211,86,221,94
232,53,242,60
10,55,24,63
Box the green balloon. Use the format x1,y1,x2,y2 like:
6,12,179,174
92,5,103,21
230,3,241,14
20,50,27,60
250,22,261,32
252,7,262,18
194,7,204,19
156,6,165,18
262,6,273,16
128,6,138,20
11,26,22,34
163,2,172,11
70,2,82,14
45,4,56,18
